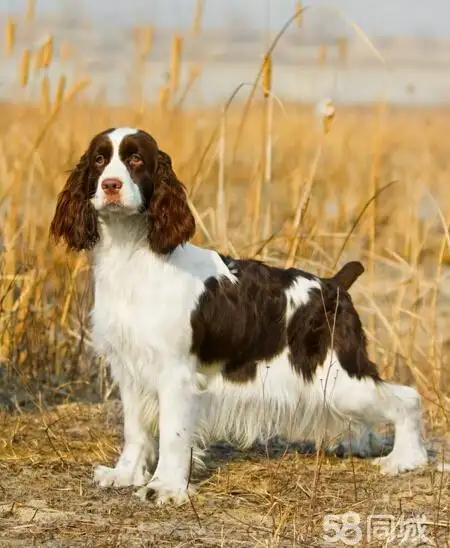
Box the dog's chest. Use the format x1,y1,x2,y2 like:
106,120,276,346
91,248,199,359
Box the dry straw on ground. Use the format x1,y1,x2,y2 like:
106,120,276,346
1,4,450,547
1,402,449,546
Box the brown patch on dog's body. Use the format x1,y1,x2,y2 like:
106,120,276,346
190,256,378,385
287,281,379,382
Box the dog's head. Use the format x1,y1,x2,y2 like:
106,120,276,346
50,127,195,254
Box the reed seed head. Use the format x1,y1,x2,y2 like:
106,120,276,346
5,18,16,56
54,75,67,110
25,0,36,23
42,35,53,68
192,0,203,35
262,54,272,98
317,44,327,66
295,1,303,27
40,74,50,113
316,98,336,134
159,84,170,110
19,48,31,88
170,34,183,94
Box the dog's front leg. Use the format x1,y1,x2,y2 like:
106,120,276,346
94,375,155,488
137,360,197,505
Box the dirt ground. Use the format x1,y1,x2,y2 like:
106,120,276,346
0,401,449,547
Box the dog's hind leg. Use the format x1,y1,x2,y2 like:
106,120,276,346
314,353,428,474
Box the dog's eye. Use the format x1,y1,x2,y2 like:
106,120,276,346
129,154,143,168
95,154,105,167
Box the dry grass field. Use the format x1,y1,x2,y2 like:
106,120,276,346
1,3,450,547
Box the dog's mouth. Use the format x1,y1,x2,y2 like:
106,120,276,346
103,200,125,208
98,202,142,219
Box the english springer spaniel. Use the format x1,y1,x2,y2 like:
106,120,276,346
50,127,428,505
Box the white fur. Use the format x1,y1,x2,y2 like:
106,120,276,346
195,350,427,475
286,276,321,315
89,128,428,505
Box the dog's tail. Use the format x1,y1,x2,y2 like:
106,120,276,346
329,261,364,291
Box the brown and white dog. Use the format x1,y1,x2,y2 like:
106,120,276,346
50,127,428,505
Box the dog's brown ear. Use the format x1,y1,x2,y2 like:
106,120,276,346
147,150,196,255
50,152,99,251
329,261,364,290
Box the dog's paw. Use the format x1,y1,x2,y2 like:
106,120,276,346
135,477,194,506
93,465,149,488
373,449,428,475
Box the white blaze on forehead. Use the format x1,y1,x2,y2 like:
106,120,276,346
107,127,139,159
99,127,139,183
